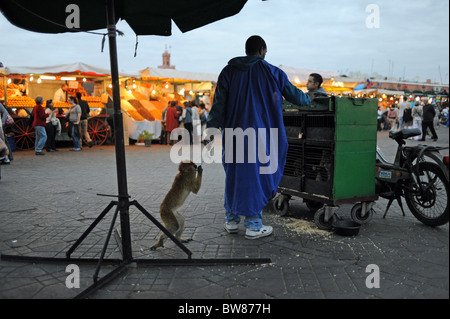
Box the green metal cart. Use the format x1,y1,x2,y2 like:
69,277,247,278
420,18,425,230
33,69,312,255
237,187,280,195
274,96,379,230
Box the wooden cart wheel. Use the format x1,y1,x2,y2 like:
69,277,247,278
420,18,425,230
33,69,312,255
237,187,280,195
83,117,109,146
11,118,35,150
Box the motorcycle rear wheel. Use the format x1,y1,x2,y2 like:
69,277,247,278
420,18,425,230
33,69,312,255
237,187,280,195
404,162,449,226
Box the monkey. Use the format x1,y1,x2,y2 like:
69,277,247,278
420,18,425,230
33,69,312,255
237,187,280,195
151,160,203,250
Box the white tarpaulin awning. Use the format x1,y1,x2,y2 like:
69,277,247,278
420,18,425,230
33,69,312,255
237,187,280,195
377,89,405,96
353,89,378,94
1,62,140,78
354,89,405,96
279,65,339,84
139,67,218,83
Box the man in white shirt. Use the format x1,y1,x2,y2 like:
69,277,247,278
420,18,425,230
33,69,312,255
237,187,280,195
53,84,68,102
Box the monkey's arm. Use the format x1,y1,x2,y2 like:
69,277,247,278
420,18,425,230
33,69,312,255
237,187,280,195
191,167,203,194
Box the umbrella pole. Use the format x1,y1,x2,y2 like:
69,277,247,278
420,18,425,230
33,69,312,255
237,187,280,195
106,0,133,262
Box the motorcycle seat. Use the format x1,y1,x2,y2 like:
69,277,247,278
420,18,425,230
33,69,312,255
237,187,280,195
389,128,421,140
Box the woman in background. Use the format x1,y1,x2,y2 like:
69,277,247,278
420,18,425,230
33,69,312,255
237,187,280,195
67,96,82,151
32,96,49,155
45,100,58,152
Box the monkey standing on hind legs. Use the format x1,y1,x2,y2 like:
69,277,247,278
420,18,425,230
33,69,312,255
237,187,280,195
151,160,203,250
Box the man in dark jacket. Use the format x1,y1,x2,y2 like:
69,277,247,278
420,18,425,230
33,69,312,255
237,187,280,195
420,97,438,141
76,92,93,147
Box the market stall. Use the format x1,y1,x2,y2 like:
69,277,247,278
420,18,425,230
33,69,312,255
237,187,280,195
353,88,405,109
2,63,220,147
1,63,139,149
118,67,217,142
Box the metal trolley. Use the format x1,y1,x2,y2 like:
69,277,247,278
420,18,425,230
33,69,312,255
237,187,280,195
274,96,379,230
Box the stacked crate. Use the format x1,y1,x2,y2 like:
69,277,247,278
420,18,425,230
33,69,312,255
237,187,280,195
280,96,377,205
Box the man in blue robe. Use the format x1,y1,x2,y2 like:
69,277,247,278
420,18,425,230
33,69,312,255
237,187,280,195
207,35,311,239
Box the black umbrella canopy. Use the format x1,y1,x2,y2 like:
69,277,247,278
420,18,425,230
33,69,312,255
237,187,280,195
0,0,247,35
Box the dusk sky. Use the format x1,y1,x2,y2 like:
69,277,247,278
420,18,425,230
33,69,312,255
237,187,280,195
1,0,449,83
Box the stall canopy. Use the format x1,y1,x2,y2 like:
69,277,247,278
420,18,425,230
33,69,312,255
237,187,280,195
354,88,405,96
139,67,218,83
279,65,339,84
2,62,140,78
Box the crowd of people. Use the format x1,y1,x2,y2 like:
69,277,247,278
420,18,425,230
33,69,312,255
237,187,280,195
0,83,93,161
160,100,208,146
377,96,449,142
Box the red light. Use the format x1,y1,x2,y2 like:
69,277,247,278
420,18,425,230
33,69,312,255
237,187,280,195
444,156,449,169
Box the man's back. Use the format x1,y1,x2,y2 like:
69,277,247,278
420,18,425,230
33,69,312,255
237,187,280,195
219,56,286,128
423,104,435,121
79,99,90,120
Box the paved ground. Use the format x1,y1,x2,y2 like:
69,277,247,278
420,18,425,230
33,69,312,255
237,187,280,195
0,126,448,300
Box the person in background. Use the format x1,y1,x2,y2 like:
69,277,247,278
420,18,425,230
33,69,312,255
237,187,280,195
44,100,59,152
181,101,193,145
160,101,170,144
412,101,423,140
441,103,449,127
420,97,438,142
377,105,383,131
165,101,179,145
32,96,49,155
402,101,413,129
397,96,408,129
306,73,328,99
199,103,208,137
191,101,200,144
76,92,93,148
54,84,68,102
67,96,82,151
176,102,183,131
387,105,398,131
0,102,11,164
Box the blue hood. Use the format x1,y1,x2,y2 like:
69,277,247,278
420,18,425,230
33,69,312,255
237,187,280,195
228,55,263,71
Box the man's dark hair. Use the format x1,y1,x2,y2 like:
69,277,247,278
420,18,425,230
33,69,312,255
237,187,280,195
245,35,267,55
76,92,82,99
309,73,323,88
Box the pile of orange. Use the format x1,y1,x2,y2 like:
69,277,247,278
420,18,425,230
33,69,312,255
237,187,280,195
5,96,35,107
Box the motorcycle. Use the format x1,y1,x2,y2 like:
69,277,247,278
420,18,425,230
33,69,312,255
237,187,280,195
376,128,449,226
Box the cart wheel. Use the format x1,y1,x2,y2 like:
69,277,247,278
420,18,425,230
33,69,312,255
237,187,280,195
273,197,289,216
314,208,336,230
305,200,324,213
84,117,109,146
11,118,35,150
351,203,374,224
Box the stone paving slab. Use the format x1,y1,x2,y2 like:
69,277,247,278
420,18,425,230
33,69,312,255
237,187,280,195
0,128,448,299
